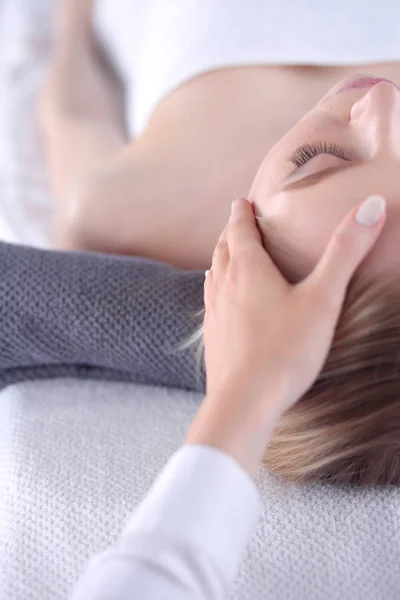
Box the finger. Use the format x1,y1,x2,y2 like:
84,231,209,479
227,197,287,281
305,195,386,309
226,197,263,253
212,224,229,276
204,268,213,307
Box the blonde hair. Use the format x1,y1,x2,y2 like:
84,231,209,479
266,272,400,486
188,217,400,486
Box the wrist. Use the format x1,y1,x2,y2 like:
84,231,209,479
185,380,286,477
208,371,289,424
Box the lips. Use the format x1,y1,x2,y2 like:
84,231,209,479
337,76,400,94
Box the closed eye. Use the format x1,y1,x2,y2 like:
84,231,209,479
288,141,351,168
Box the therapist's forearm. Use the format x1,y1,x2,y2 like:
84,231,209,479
185,376,288,478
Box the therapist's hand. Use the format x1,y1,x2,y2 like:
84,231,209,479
186,195,386,475
205,195,386,415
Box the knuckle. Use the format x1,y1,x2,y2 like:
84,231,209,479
333,227,361,254
228,217,245,237
217,236,227,251
213,238,227,260
231,245,252,267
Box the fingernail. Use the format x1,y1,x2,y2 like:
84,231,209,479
231,198,238,211
231,197,246,220
205,270,210,278
355,195,386,227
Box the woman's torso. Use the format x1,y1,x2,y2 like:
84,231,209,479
94,1,400,268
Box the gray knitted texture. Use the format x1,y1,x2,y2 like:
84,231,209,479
0,242,206,393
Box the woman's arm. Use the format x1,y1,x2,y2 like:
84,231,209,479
40,0,134,251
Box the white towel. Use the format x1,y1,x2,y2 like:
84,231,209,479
0,379,399,600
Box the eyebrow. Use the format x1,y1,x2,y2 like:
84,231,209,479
280,161,360,192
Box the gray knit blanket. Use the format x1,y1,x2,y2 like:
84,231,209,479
0,242,206,393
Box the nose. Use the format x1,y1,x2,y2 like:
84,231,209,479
350,82,400,158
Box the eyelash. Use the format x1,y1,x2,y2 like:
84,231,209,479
288,141,347,168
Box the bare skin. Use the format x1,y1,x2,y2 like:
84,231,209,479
40,0,400,269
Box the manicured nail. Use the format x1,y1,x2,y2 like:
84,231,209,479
355,195,386,227
205,270,210,278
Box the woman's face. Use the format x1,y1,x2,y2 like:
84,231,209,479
249,74,400,280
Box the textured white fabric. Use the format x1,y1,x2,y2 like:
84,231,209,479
1,379,400,600
71,445,261,599
94,0,400,136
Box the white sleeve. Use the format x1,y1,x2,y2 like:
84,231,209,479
70,444,261,600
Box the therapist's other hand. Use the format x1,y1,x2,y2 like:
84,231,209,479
204,195,386,420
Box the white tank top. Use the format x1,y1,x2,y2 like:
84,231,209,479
94,0,400,137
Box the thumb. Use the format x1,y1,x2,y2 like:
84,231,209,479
304,195,387,309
